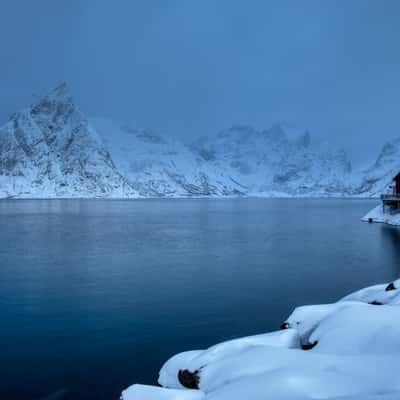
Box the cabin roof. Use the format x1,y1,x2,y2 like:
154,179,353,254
394,172,400,181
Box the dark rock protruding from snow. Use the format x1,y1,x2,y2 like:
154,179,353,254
386,282,396,291
178,369,200,389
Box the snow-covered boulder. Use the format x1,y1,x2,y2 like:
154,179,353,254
282,292,400,355
340,279,400,304
281,301,362,347
308,303,400,354
205,353,400,400
161,345,400,396
159,350,204,389
158,329,300,389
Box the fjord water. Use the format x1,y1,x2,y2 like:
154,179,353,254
1,199,399,400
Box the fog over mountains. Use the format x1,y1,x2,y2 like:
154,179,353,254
0,84,397,199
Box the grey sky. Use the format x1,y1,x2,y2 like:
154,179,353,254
1,0,400,164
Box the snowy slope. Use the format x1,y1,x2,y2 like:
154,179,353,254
121,279,400,400
92,120,356,198
354,138,400,197
191,125,353,197
0,83,136,198
91,118,245,197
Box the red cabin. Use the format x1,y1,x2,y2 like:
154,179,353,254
381,171,400,213
393,172,400,196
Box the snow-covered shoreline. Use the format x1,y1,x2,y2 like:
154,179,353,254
362,205,400,226
121,279,400,400
0,195,380,201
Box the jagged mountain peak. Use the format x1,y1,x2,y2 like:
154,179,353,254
297,130,311,147
47,81,70,100
374,139,400,168
354,136,400,196
217,125,257,142
0,85,135,198
262,124,287,143
31,82,72,111
216,123,312,149
272,123,312,147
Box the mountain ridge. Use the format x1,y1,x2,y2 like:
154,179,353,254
0,84,396,198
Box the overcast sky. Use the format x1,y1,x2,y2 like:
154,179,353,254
1,0,399,163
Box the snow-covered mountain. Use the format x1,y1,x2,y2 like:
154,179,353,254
0,84,398,198
90,120,356,197
191,125,353,197
354,139,400,197
0,83,135,198
92,118,245,197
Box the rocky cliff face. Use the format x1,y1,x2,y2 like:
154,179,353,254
0,84,135,198
0,84,397,198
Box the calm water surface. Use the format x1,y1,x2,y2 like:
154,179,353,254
0,199,399,399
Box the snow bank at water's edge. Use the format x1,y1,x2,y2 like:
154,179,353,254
121,279,400,400
362,205,400,226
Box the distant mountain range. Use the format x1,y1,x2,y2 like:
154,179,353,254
0,84,398,198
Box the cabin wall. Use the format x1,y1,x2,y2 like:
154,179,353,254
396,177,400,195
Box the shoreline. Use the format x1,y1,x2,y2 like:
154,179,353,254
121,279,400,400
362,204,400,226
0,196,380,201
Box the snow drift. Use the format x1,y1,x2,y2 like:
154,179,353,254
121,279,400,400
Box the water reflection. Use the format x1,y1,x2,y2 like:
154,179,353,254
380,225,400,275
